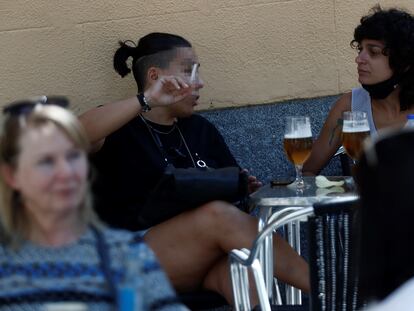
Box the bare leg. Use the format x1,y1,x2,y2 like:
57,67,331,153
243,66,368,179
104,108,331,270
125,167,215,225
144,201,309,303
202,257,234,303
202,257,259,306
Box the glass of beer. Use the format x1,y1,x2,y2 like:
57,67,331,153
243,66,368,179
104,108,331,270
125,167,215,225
341,111,370,163
283,116,313,189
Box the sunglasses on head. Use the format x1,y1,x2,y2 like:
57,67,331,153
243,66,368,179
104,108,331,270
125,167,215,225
3,96,69,116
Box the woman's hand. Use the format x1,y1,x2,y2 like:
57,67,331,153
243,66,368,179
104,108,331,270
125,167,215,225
241,169,263,194
144,76,192,107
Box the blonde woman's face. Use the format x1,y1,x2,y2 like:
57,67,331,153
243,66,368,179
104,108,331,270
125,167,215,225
9,124,88,218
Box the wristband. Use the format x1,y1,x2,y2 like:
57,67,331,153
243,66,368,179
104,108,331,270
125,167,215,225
137,93,151,112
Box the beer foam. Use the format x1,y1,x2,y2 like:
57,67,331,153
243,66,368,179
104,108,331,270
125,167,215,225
284,128,312,138
342,120,370,133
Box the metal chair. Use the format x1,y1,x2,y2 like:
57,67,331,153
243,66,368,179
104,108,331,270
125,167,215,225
230,195,360,311
308,197,361,311
230,206,315,311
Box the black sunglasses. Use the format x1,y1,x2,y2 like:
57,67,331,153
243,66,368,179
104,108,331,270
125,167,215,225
3,96,69,116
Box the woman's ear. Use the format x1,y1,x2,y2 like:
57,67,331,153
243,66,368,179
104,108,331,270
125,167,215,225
0,164,18,189
147,67,159,82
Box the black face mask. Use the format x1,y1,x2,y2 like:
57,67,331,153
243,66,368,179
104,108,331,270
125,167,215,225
362,75,400,99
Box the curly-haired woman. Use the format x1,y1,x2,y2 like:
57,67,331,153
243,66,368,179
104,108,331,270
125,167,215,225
304,6,414,175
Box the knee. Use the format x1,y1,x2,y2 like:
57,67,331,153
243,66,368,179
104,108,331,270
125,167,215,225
198,201,238,221
195,201,255,231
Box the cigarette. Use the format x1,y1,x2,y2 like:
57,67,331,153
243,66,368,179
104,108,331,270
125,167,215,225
190,63,199,82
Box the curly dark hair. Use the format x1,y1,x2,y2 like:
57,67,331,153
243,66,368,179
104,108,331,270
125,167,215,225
351,6,414,110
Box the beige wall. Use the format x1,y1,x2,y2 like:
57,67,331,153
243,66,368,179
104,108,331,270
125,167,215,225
1,0,413,113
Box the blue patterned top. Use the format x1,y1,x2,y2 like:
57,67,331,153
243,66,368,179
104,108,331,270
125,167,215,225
0,227,188,311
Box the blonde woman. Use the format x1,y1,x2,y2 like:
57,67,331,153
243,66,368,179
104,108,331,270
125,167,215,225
0,97,187,311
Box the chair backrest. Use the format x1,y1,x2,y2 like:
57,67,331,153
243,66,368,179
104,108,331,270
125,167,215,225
308,197,361,311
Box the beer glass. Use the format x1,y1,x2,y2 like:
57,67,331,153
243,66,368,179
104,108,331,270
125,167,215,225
283,116,313,189
341,111,370,163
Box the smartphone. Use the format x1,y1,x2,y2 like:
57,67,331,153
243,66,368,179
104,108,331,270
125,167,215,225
271,177,295,187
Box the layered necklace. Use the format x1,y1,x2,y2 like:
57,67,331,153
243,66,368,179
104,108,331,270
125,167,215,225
139,115,207,168
141,118,178,135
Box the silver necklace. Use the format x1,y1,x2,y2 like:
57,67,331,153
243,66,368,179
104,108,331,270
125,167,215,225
139,115,177,135
140,114,207,168
176,126,208,168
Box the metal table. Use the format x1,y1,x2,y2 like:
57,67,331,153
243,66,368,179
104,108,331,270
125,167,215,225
249,176,358,305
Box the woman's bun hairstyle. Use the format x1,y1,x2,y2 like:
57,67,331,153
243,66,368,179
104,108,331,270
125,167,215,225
113,40,139,78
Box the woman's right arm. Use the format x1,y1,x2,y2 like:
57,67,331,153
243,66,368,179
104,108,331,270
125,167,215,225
78,97,142,151
78,76,191,152
303,92,352,175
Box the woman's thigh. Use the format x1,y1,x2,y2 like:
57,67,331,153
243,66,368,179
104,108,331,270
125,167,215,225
143,201,257,291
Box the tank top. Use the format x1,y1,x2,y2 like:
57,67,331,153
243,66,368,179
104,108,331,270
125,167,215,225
351,87,377,136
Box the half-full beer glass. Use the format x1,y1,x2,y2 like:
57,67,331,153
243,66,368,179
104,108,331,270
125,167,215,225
283,116,313,189
341,111,370,163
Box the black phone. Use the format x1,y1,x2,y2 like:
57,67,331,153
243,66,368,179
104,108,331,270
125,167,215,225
271,177,295,187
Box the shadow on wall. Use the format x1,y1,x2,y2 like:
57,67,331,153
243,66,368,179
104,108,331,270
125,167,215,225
200,95,342,183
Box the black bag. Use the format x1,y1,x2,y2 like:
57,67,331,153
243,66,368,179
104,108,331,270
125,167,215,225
137,166,249,228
